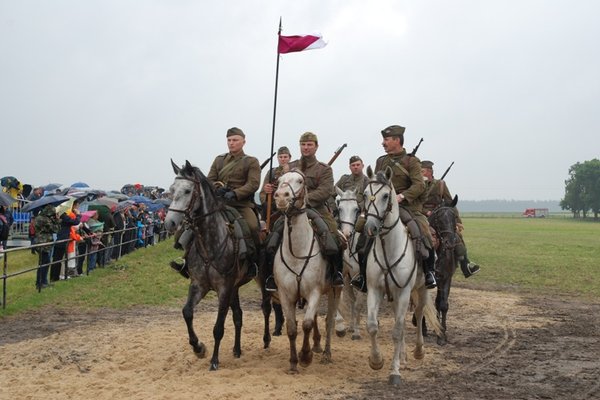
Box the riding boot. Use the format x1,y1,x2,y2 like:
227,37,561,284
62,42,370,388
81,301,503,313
329,252,344,288
264,252,277,292
170,258,190,279
423,248,437,289
460,254,480,278
350,235,372,293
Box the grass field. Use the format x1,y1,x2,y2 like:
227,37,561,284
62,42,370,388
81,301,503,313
1,216,599,317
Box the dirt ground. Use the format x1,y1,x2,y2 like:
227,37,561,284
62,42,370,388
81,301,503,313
1,283,599,400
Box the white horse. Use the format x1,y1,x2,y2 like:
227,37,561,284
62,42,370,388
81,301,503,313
273,169,342,374
334,187,365,340
363,166,441,385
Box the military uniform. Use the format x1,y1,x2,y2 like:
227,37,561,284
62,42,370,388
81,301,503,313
335,173,368,209
207,151,261,232
33,204,60,288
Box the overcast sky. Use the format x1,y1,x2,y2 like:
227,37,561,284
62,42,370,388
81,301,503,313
1,0,599,200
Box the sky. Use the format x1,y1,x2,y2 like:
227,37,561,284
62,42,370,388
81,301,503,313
1,0,599,200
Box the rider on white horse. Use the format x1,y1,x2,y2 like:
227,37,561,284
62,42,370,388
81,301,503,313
351,125,437,292
263,132,345,291
170,127,262,279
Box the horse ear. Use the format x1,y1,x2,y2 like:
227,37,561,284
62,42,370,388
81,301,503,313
384,166,393,181
451,194,458,208
185,160,193,170
366,165,374,179
171,159,181,175
335,186,344,197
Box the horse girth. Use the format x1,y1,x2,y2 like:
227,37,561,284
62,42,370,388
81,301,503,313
373,235,418,301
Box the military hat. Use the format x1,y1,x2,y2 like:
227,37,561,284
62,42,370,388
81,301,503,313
421,160,434,169
277,146,290,155
349,155,362,164
381,125,405,138
226,127,245,138
299,131,318,144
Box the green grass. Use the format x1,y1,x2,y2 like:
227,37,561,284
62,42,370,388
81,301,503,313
460,217,600,298
2,217,599,318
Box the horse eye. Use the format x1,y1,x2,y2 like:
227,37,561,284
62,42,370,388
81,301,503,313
184,189,191,195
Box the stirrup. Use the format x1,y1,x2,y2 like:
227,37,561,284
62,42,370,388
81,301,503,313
170,258,190,279
350,274,367,293
332,271,344,288
425,271,437,289
265,275,277,292
246,263,258,278
464,262,480,278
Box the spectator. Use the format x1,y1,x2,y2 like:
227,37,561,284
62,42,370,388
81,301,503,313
50,201,81,281
33,205,60,289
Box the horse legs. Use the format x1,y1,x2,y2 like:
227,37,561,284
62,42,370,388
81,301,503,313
208,287,233,371
230,290,243,358
367,289,384,371
388,290,412,386
436,279,451,346
412,287,428,361
183,283,209,358
273,302,284,336
299,293,319,367
280,294,299,374
351,288,365,340
259,287,273,348
312,314,323,354
322,287,342,364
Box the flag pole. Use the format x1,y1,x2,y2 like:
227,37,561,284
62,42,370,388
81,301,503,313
265,17,282,232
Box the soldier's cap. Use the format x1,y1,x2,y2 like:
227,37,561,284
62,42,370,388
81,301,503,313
381,125,405,138
299,131,318,144
277,146,290,155
421,160,434,169
349,155,362,164
226,127,245,138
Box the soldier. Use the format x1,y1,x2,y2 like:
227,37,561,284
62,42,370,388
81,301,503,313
351,125,437,291
334,155,368,210
260,146,291,227
421,160,480,278
264,132,344,291
170,127,261,278
33,205,60,289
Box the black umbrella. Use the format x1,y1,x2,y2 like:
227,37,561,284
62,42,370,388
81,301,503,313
0,191,17,207
21,195,70,213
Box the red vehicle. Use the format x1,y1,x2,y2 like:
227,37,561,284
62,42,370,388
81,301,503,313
522,208,549,218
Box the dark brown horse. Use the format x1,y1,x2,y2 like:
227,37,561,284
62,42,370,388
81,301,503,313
164,160,278,370
428,195,459,345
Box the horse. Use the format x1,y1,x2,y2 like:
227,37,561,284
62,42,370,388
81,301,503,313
164,160,277,370
427,195,459,346
273,169,342,374
363,166,442,385
334,187,365,340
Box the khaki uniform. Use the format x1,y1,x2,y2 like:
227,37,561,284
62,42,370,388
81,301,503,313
259,165,286,205
207,151,260,231
335,173,368,209
374,150,432,245
288,155,337,234
423,178,462,223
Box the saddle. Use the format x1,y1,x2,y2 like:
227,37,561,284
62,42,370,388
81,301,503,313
397,206,432,259
222,206,258,262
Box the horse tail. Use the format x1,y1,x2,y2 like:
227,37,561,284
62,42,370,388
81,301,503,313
421,292,443,337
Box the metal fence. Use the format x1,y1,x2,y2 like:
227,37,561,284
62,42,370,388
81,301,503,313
1,223,169,309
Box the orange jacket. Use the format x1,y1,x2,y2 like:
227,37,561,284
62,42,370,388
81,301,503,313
68,225,82,254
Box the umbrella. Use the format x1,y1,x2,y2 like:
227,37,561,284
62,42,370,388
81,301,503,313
115,200,135,212
0,191,17,207
80,210,98,223
95,197,119,209
21,195,70,213
106,192,129,201
56,198,76,216
87,199,116,212
129,195,153,206
44,183,62,191
1,176,19,189
153,198,172,206
70,182,89,188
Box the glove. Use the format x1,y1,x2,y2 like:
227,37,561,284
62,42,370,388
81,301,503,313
216,187,228,197
224,190,237,201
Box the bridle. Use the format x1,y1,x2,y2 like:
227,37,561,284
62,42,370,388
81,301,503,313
364,179,401,236
429,206,457,254
277,170,307,216
168,175,222,221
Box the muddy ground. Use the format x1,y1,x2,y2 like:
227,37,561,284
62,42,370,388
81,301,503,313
1,283,599,400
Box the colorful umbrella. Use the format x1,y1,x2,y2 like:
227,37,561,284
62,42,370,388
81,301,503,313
80,210,98,223
70,182,90,188
0,191,17,207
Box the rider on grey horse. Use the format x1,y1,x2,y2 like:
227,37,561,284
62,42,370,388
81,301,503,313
170,127,262,279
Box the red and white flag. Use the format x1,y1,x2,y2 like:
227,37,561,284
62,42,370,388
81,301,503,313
278,34,327,54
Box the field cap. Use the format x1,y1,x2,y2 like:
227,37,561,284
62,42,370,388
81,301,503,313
226,127,245,138
349,155,362,164
421,160,434,169
381,125,405,138
299,132,318,144
277,146,290,155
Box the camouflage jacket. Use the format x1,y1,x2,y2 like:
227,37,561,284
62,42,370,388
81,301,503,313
34,205,60,251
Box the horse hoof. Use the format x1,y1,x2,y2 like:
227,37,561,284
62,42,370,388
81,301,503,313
388,374,401,386
351,333,362,340
413,348,424,360
273,329,282,337
233,348,242,358
320,354,333,364
299,351,313,367
209,362,219,371
193,343,207,358
286,368,299,375
336,329,347,338
369,355,384,370
437,336,447,346
312,344,323,354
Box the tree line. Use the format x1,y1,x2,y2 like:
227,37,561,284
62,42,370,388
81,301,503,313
560,159,600,219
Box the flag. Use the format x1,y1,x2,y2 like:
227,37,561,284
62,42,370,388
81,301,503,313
278,34,327,54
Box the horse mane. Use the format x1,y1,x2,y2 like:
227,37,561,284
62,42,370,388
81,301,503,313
373,170,390,186
179,162,220,204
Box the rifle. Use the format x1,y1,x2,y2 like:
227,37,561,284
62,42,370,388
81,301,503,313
410,138,423,156
327,143,347,166
261,152,277,170
440,161,455,181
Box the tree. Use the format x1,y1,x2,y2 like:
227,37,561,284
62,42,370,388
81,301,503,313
561,159,600,219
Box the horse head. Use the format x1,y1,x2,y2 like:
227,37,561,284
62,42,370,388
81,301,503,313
363,166,396,237
428,198,459,254
335,187,360,238
274,169,307,214
165,159,219,233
